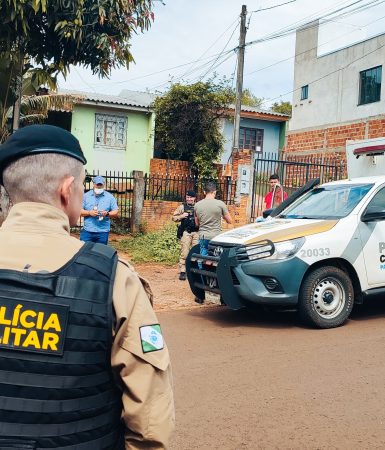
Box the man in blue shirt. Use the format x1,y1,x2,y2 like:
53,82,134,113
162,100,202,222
80,175,119,244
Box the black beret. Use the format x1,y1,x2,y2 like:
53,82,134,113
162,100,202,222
187,190,197,197
0,125,87,183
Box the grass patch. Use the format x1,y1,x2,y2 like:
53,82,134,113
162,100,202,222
112,223,180,265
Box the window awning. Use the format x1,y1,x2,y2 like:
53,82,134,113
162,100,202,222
353,144,385,157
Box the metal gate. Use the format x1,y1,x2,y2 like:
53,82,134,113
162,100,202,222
251,154,347,220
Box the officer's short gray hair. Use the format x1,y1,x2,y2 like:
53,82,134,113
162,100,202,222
204,181,217,193
3,153,84,204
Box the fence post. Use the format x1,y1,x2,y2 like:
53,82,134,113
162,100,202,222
132,171,145,233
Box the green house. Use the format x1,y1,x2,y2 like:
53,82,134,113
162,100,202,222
52,90,155,174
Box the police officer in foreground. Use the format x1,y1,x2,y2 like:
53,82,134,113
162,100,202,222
0,125,174,449
172,190,199,281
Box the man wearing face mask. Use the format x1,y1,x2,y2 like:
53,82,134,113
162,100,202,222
80,175,119,244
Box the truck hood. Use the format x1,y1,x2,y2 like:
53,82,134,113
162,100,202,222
212,218,338,246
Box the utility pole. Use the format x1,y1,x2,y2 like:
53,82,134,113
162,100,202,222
231,4,247,154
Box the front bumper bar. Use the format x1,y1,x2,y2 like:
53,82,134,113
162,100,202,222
186,243,309,310
186,244,244,309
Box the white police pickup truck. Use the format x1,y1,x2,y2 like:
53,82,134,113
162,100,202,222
186,138,385,329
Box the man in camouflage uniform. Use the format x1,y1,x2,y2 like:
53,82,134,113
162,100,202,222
172,190,199,280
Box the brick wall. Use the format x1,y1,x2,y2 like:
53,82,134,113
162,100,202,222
368,118,385,137
231,149,252,179
149,159,190,176
149,158,229,181
141,151,254,232
226,195,250,229
141,200,180,232
286,116,385,157
141,197,251,233
228,149,253,226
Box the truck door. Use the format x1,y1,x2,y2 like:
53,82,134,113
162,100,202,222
359,186,385,286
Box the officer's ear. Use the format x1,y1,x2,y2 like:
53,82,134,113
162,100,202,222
59,176,75,206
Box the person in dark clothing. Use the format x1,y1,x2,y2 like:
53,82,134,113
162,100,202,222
172,190,199,280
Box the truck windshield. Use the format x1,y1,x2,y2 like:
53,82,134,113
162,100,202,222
279,183,373,220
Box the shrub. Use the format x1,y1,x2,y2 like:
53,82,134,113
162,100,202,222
113,223,180,265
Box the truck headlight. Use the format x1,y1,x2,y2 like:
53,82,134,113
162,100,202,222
267,237,305,260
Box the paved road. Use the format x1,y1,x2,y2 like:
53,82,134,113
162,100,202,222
159,301,385,450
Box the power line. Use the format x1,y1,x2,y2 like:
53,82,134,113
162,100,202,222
250,0,297,13
178,17,239,80
87,20,240,90
189,52,237,86
247,12,385,76
91,49,235,87
149,51,236,91
73,67,97,93
146,20,240,90
198,22,240,81
247,0,357,40
70,0,384,91
150,0,377,89
260,40,385,106
159,0,384,88
244,0,385,49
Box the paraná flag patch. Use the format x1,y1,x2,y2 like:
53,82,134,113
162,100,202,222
140,324,164,353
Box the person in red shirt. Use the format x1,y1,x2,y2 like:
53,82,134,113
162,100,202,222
263,174,288,211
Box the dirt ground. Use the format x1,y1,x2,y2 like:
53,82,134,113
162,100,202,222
127,259,385,450
160,305,385,450
123,257,212,312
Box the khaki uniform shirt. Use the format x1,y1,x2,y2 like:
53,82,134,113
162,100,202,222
0,202,175,450
172,204,185,222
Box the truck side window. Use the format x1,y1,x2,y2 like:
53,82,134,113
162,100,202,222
366,187,385,212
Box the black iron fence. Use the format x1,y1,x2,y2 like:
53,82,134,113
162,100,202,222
251,153,347,220
75,172,237,235
74,154,344,233
144,174,237,204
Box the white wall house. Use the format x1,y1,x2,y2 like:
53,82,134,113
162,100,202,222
287,21,385,155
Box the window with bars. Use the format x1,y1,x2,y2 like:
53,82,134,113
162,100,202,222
300,84,309,100
239,127,264,152
94,114,127,149
359,65,382,105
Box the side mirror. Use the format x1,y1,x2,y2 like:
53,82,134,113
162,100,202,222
361,210,385,222
262,208,274,218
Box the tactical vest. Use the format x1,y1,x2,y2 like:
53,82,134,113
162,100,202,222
180,203,198,234
0,242,124,449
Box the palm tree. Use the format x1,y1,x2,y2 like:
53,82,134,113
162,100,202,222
0,65,82,143
0,65,83,223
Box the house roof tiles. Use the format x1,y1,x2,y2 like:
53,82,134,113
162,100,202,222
59,89,289,120
59,89,156,109
228,103,290,119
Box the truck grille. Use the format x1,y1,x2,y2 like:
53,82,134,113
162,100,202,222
208,242,238,257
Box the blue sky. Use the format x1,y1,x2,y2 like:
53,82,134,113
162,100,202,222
57,0,385,107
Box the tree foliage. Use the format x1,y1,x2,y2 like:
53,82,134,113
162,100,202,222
226,87,263,108
153,81,233,178
0,72,81,142
0,0,154,79
271,100,292,116
0,0,154,130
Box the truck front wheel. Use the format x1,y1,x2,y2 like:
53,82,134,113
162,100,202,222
298,266,354,329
